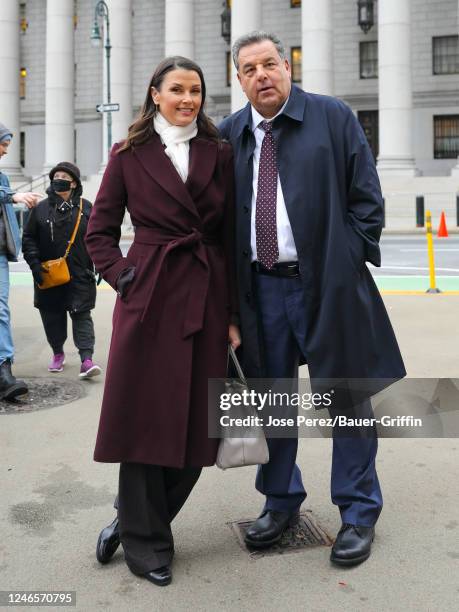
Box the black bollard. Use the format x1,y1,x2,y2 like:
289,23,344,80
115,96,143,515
416,196,425,227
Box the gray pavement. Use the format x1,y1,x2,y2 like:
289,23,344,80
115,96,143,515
1,285,459,611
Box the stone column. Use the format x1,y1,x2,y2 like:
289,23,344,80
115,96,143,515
377,0,417,176
301,0,334,95
0,0,23,178
231,0,262,112
99,0,133,170
44,0,75,171
107,0,132,145
165,0,194,58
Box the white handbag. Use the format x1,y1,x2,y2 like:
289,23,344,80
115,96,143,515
216,346,269,470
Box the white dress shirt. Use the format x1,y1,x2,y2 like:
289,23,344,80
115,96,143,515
250,100,298,263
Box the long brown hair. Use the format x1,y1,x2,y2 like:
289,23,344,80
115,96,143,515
118,56,219,152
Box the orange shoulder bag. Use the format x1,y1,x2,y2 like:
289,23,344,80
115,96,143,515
38,198,83,290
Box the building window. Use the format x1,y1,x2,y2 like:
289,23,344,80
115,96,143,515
358,111,379,160
20,131,25,168
226,51,231,87
19,67,27,99
291,47,302,83
73,0,78,29
432,36,459,75
291,0,301,7
359,41,378,79
19,3,28,34
433,115,459,159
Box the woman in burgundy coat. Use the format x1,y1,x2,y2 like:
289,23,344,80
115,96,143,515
85,57,240,587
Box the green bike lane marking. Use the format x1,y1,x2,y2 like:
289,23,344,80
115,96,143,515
373,275,459,292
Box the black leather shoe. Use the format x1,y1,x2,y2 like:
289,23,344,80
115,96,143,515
244,510,299,548
143,566,172,587
330,523,375,566
96,517,120,564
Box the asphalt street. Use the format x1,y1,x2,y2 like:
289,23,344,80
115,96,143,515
374,234,459,277
10,233,459,295
10,233,458,271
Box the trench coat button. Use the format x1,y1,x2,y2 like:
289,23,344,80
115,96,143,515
245,292,251,303
243,206,249,213
243,250,249,258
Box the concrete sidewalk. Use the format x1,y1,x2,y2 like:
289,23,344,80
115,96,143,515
1,286,458,611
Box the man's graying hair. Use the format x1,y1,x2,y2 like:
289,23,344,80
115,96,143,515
232,31,285,70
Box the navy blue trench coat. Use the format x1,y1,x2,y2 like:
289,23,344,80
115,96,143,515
219,84,405,393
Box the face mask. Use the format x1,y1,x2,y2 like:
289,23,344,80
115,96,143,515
52,178,72,193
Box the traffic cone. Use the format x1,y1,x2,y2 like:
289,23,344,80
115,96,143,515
437,211,449,237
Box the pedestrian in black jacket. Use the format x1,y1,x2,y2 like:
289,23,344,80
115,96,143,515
22,162,101,379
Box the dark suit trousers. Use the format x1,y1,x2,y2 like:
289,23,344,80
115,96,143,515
117,463,201,574
253,271,382,527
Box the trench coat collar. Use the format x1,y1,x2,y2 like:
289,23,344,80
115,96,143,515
133,132,217,219
232,84,307,138
280,84,307,123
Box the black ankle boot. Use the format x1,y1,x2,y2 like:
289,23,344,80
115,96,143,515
0,359,28,400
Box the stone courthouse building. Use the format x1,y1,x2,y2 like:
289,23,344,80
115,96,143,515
1,1,458,225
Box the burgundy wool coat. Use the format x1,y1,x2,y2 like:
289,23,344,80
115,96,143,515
85,133,236,468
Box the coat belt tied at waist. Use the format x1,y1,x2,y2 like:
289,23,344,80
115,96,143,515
133,226,218,339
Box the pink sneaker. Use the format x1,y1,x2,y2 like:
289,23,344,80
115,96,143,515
79,358,101,379
48,353,65,372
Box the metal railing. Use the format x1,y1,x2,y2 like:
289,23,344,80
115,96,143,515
13,173,49,231
14,172,49,195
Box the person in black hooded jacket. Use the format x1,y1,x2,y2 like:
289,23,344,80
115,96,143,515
22,161,101,379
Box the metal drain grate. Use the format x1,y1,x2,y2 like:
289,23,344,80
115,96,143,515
230,510,334,558
0,377,86,414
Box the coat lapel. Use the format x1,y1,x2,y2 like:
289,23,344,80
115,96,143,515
185,137,218,201
133,134,200,219
235,128,255,216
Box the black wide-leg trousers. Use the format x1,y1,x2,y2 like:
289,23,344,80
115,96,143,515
117,462,201,575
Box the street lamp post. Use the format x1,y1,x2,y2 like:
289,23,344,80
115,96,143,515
91,1,112,153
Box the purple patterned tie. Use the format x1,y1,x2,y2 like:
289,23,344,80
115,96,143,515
255,121,279,269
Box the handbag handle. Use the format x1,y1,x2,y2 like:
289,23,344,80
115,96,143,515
63,197,83,259
228,345,247,385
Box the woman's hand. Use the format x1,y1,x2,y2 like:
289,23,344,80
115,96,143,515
12,192,43,208
228,324,241,350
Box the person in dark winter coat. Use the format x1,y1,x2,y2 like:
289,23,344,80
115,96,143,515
22,162,101,379
219,32,406,567
0,122,42,399
86,57,239,587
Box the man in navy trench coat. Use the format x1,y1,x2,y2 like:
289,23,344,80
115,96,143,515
219,31,406,566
